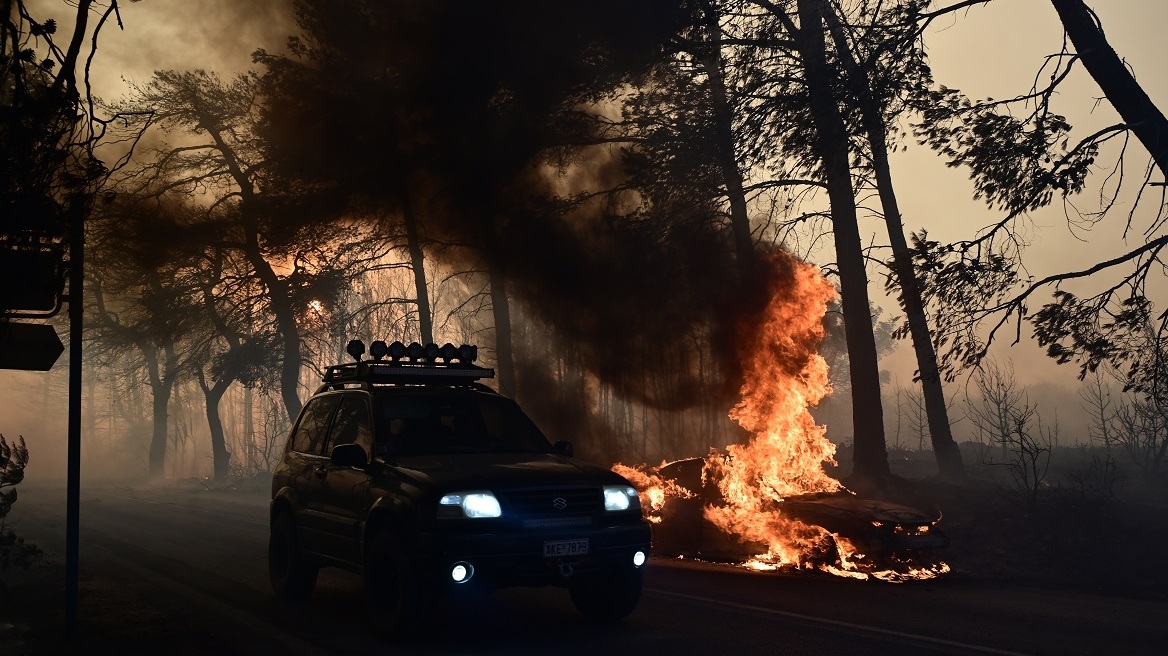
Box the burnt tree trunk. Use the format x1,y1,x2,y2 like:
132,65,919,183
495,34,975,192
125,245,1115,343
489,264,517,397
702,4,756,282
401,182,434,344
247,245,304,425
196,369,232,480
143,341,178,479
1051,0,1168,178
824,9,965,480
795,0,889,479
201,119,304,425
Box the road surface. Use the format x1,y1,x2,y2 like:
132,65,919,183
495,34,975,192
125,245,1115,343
2,485,1163,655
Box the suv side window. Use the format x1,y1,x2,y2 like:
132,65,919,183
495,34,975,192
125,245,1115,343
327,395,373,456
289,394,341,455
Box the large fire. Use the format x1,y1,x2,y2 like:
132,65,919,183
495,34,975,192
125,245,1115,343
614,251,948,581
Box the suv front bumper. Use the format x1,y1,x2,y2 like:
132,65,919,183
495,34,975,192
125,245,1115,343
409,520,651,590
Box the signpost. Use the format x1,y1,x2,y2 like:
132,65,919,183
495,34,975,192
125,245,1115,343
1,214,81,635
0,322,65,371
0,248,62,315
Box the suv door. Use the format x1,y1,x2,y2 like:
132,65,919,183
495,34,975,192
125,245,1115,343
284,393,342,556
317,393,376,565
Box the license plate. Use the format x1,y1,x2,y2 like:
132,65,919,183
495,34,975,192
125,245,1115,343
543,538,589,558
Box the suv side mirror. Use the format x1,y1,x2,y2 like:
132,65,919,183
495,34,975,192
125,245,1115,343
331,443,369,468
552,440,573,458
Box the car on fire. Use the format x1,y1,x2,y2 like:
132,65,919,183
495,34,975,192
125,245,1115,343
268,339,651,635
647,457,949,568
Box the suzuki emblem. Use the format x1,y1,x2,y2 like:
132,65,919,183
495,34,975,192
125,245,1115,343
553,497,568,510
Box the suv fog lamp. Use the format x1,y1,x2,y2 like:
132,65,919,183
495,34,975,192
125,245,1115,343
424,342,441,360
450,562,474,583
440,343,458,362
603,485,638,511
633,551,646,567
440,491,502,518
407,341,425,360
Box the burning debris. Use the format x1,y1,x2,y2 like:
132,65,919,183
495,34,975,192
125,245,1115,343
615,252,949,581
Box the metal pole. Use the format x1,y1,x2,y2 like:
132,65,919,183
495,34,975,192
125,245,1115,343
66,199,83,634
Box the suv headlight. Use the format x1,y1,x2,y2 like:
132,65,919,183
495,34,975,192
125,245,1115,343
439,491,502,518
603,485,640,512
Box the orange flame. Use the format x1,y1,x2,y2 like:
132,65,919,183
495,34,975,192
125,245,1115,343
611,462,695,524
703,252,840,568
616,252,947,581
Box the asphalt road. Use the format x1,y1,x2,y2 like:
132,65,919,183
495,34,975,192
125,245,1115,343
4,485,1164,655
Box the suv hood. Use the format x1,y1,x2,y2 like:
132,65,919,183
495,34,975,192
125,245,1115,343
388,452,629,490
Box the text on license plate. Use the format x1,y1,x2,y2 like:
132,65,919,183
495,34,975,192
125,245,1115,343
544,539,589,558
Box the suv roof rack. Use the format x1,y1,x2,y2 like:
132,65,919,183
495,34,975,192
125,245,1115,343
316,340,496,392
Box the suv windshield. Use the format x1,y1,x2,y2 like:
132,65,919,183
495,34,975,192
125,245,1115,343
377,391,552,456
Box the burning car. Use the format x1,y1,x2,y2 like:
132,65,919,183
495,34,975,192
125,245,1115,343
609,253,947,579
630,457,949,574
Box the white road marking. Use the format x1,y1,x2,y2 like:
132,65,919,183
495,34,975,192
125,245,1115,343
645,588,1036,656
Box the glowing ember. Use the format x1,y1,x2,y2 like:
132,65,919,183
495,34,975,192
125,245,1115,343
614,251,949,581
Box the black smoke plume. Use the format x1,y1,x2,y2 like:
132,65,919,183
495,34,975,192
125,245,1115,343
258,1,785,411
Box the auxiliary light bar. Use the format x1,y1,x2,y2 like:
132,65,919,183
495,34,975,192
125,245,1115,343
345,340,479,365
322,339,493,387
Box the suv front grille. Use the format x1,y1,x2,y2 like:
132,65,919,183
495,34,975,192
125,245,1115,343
503,487,603,520
522,516,593,530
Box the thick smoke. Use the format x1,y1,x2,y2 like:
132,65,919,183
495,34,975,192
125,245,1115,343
496,167,771,410
257,1,802,413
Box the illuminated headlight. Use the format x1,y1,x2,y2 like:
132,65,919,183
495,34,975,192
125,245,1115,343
450,561,474,583
603,486,640,512
439,491,502,518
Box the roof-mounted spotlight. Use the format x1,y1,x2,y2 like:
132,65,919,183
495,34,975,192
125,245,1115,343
369,340,388,361
457,344,478,364
424,342,440,361
439,343,458,362
389,340,407,361
407,341,424,360
346,339,366,363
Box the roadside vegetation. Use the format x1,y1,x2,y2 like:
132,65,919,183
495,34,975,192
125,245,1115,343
0,435,43,600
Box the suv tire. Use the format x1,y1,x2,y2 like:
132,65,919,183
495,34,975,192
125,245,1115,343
365,530,432,637
568,566,643,621
269,512,318,601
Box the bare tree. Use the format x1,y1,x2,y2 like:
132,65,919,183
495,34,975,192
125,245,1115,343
111,70,384,424
86,269,188,479
965,360,1025,461
1003,405,1052,506
1078,371,1116,450
902,385,928,453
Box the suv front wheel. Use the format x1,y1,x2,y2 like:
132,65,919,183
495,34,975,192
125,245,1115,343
365,530,433,637
269,511,318,601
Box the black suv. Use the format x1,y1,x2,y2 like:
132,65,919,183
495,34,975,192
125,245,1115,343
269,340,651,633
